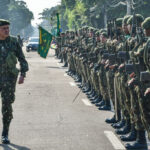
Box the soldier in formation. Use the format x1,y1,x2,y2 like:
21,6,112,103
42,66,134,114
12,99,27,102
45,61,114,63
55,14,150,149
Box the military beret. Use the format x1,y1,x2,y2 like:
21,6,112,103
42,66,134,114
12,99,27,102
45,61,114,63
0,19,10,26
127,14,144,25
142,17,150,29
123,15,132,25
116,18,123,27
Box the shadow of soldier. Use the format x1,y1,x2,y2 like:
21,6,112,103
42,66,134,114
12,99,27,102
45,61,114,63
0,143,31,150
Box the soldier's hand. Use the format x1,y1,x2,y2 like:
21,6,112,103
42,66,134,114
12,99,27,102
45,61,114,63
144,88,150,96
18,76,24,84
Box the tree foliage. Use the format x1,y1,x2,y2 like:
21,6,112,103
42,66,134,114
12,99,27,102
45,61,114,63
0,0,34,36
40,0,150,31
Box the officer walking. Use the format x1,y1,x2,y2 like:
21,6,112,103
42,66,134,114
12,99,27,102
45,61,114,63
0,19,29,144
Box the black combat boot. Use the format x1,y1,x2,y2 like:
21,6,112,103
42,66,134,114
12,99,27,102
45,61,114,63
1,129,10,144
96,99,105,107
98,100,111,111
87,91,96,99
125,130,147,149
75,76,81,83
82,84,91,93
86,89,93,96
62,63,68,67
120,124,137,141
1,120,11,144
91,96,102,104
115,120,131,135
111,119,126,129
78,83,82,88
90,94,98,101
84,88,91,93
105,115,117,124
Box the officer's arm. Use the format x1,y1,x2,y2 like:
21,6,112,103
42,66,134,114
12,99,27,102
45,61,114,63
16,42,29,77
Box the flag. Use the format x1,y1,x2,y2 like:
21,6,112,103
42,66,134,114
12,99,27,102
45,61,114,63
56,13,61,36
38,26,53,58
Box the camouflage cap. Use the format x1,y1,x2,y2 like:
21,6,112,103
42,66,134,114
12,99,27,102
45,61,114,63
116,18,123,27
123,15,132,25
0,19,10,26
60,32,65,35
127,14,144,25
95,31,100,36
101,32,108,38
100,28,107,33
65,30,69,34
142,17,150,29
88,27,94,31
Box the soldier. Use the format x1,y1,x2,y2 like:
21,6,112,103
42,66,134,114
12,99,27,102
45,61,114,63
141,17,150,141
124,17,150,149
17,35,23,47
0,19,29,144
121,14,147,149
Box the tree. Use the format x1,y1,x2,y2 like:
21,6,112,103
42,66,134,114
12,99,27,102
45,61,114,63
8,0,34,36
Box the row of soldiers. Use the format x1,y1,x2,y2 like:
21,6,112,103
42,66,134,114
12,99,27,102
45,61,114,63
55,14,150,149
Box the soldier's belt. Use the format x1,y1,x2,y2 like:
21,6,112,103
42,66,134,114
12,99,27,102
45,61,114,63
140,72,150,82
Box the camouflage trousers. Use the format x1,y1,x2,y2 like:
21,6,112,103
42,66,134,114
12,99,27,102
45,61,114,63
106,70,114,106
128,84,144,131
63,51,68,65
0,77,17,130
97,66,109,101
136,83,150,139
91,69,100,96
120,74,130,121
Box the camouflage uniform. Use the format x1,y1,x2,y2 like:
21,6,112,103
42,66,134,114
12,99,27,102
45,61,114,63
0,36,28,136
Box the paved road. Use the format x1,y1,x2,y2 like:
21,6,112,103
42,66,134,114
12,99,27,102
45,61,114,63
0,48,127,150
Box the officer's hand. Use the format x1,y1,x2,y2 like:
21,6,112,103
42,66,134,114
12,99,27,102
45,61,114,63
18,76,24,84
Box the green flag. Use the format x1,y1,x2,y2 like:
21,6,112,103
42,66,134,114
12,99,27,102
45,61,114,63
56,13,60,36
38,26,53,58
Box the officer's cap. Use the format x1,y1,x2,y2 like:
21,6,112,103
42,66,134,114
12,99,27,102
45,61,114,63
0,19,10,26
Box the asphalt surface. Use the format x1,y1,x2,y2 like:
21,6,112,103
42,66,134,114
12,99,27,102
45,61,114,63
0,47,128,150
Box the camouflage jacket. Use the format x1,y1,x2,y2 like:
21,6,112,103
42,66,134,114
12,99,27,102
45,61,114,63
0,36,29,82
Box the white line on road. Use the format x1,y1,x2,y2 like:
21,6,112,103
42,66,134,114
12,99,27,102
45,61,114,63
104,131,125,150
82,99,93,106
8,145,17,150
69,82,76,87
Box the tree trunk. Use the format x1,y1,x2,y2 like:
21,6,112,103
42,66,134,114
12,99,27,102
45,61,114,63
104,5,107,28
126,0,132,15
